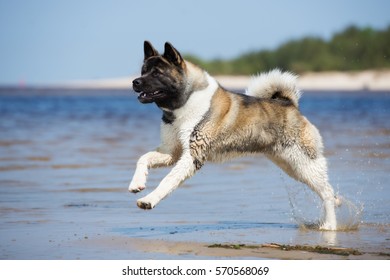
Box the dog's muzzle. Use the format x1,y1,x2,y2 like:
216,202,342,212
132,78,143,92
132,78,166,104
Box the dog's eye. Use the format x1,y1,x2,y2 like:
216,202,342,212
152,70,161,77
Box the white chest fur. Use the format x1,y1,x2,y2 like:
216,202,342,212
163,74,218,150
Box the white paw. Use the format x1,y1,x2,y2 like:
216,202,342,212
128,173,147,193
136,196,156,210
129,182,146,193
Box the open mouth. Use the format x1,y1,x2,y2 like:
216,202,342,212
137,90,166,103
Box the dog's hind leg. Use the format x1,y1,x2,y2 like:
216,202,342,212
296,157,338,231
267,151,338,230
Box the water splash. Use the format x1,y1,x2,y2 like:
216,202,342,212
284,182,363,231
332,196,363,230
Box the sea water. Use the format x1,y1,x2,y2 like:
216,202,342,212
0,88,389,259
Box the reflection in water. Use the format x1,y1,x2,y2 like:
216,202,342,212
321,231,338,246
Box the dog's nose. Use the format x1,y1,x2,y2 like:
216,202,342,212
132,78,142,88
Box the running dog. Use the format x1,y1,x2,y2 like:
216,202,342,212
129,41,339,230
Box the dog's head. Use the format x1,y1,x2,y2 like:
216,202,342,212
132,41,189,109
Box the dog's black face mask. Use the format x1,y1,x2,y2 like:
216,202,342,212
132,41,188,110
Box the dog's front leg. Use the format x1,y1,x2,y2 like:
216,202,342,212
129,150,174,193
136,152,196,209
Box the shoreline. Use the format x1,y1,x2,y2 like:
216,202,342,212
2,70,389,91
52,70,390,91
80,236,390,260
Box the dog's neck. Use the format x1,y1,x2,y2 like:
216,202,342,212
160,71,218,129
184,61,210,93
172,73,218,121
159,61,217,117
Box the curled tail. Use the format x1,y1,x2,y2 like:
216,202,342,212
245,69,301,107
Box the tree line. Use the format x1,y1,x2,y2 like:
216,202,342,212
184,25,390,75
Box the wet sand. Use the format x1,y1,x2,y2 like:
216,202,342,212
79,234,390,260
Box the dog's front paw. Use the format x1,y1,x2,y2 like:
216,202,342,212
129,183,146,193
137,197,155,210
129,168,148,193
129,176,147,193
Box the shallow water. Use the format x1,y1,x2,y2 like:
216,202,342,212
0,88,389,259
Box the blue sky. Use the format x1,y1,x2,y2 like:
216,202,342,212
0,0,389,85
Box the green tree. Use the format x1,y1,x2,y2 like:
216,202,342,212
184,25,390,75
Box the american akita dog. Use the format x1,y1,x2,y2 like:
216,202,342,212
130,41,340,230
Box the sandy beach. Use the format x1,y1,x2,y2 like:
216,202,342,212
64,70,390,91
79,233,390,260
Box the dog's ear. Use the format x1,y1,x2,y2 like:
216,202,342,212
163,42,183,66
144,41,159,61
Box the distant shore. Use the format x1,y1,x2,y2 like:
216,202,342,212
3,70,387,91
218,70,390,91
60,70,390,91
